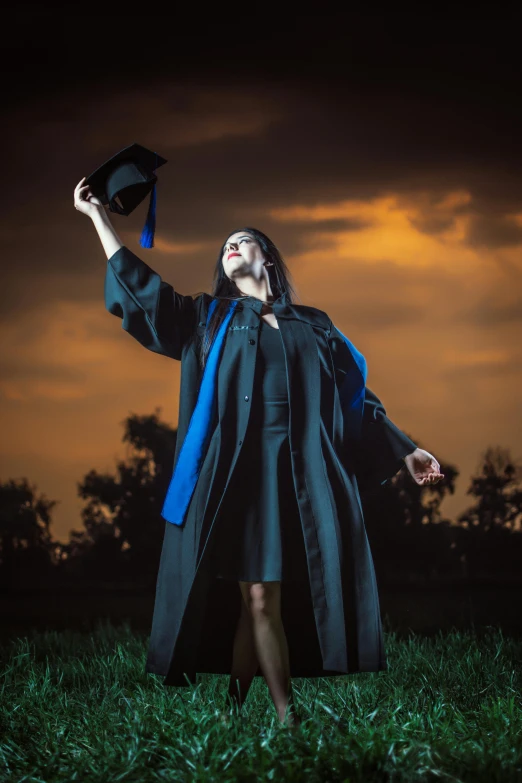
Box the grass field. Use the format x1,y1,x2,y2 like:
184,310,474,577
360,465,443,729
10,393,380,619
1,621,521,782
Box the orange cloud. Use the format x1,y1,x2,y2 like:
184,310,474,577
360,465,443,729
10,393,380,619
269,190,479,272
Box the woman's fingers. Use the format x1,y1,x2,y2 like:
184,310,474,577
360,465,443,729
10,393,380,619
429,474,443,484
75,184,94,204
418,471,444,485
73,177,102,214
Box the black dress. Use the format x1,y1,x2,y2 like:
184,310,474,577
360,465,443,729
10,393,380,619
212,316,309,583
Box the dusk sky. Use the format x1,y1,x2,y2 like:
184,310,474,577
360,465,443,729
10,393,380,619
1,10,521,542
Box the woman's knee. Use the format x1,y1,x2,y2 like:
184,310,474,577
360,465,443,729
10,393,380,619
239,580,281,619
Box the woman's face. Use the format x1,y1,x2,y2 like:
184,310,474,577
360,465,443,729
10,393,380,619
221,231,271,282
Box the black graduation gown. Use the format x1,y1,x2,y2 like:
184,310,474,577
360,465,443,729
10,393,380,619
105,245,418,685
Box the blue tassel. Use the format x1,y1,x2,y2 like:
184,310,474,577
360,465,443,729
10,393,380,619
139,181,157,248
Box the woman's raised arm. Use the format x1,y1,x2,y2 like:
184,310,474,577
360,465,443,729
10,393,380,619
75,175,122,259
90,200,124,260
74,177,197,361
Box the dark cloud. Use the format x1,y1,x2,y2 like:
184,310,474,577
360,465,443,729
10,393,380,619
236,218,372,259
442,357,522,380
2,12,522,322
0,359,86,383
408,215,458,236
457,296,522,327
464,215,522,249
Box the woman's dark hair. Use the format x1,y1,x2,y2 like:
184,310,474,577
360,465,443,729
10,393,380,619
195,227,300,372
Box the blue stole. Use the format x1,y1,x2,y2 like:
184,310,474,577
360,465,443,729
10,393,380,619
161,301,366,526
161,298,237,525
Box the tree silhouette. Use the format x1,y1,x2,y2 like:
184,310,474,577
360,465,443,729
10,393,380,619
454,446,522,579
0,478,59,588
63,407,177,585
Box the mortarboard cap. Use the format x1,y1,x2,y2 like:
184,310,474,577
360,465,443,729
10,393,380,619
85,142,167,249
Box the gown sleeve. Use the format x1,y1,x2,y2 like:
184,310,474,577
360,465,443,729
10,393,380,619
353,386,418,493
327,320,417,493
104,245,197,361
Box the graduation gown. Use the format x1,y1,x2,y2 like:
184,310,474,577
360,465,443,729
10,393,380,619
105,245,418,685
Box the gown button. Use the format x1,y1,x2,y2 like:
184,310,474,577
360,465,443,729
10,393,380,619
244,395,249,401
249,338,255,345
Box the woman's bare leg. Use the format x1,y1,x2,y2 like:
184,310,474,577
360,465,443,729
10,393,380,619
226,586,259,711
239,580,300,726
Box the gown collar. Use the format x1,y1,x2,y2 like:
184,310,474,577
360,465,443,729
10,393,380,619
236,291,290,313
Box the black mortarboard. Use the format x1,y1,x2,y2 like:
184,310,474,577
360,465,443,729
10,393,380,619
85,142,167,248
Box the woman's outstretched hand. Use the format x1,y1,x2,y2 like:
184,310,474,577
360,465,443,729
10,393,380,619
403,448,444,485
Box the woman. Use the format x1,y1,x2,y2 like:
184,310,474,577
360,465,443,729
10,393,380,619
74,177,444,728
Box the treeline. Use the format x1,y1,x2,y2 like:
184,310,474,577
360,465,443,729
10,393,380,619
1,408,521,590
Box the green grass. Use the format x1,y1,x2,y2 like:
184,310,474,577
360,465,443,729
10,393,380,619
1,621,521,782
